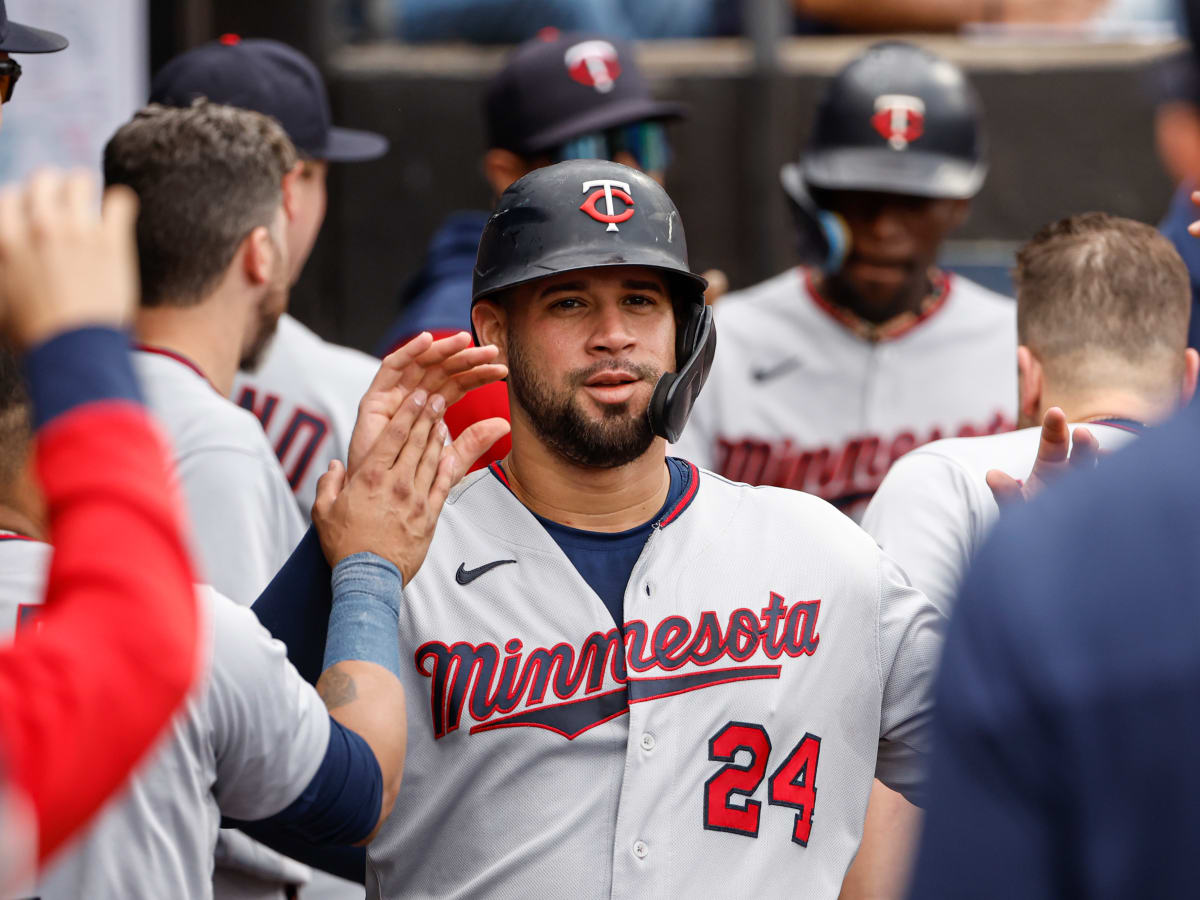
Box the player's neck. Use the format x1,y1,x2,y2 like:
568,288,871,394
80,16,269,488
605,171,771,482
1035,389,1172,430
135,297,245,397
818,270,934,326
502,424,671,533
0,502,43,541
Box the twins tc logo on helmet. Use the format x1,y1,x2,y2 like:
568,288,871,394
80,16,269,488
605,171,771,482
872,94,926,150
564,40,621,94
580,179,634,232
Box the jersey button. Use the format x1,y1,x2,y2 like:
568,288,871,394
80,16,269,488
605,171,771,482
640,733,656,752
633,840,649,859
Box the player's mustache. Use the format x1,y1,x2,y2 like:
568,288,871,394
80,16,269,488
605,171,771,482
568,359,661,387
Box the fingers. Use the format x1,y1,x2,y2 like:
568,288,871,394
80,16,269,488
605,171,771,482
986,469,1025,506
363,332,435,398
366,388,428,471
448,417,512,475
1068,425,1101,473
100,184,139,240
0,183,21,258
1031,407,1070,470
313,459,347,520
444,363,509,403
393,393,445,489
413,415,449,500
412,344,502,396
701,268,729,306
368,331,474,399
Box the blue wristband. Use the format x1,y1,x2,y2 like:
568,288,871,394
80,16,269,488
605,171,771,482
323,553,403,678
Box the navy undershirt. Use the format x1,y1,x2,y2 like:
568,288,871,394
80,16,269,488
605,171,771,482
527,457,689,627
22,326,143,427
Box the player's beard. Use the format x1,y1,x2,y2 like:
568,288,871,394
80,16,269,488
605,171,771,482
506,330,661,470
239,289,286,373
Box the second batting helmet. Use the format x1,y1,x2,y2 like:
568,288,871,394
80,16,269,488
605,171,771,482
784,41,987,203
472,159,714,444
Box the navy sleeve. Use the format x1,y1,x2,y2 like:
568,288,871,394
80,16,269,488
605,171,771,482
251,527,334,685
23,326,142,427
226,717,381,845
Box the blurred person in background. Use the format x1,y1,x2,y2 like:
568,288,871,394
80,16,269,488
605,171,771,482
675,42,1016,521
379,30,718,471
151,36,390,524
846,214,1195,900
791,0,1179,32
0,169,201,894
0,0,67,132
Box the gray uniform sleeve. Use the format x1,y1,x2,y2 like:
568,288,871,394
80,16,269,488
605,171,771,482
874,552,946,807
176,446,306,605
204,590,331,822
861,451,978,617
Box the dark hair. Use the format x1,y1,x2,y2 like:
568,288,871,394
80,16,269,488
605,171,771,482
103,100,297,307
1015,212,1191,376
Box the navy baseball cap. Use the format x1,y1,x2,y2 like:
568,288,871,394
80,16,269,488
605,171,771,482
486,31,684,156
0,0,68,53
150,35,388,162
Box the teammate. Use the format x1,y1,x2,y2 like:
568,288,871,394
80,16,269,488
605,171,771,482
842,213,1198,899
0,0,68,132
673,41,1016,521
0,169,200,891
103,101,306,606
378,30,710,471
285,158,943,897
151,37,390,522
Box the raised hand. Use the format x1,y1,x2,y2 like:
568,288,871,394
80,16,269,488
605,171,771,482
314,387,508,583
0,170,139,348
986,407,1100,506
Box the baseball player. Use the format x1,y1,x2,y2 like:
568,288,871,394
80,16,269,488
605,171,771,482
286,158,943,898
0,169,201,892
102,101,306,607
379,30,716,472
150,37,390,523
672,41,1017,522
0,0,68,133
842,213,1198,899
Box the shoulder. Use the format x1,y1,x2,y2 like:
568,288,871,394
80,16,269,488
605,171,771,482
261,315,379,379
943,274,1017,325
718,268,805,325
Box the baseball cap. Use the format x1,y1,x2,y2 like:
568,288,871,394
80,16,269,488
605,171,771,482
149,36,388,162
0,0,68,53
485,32,684,156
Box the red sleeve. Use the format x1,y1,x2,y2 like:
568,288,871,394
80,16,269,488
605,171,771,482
0,401,202,862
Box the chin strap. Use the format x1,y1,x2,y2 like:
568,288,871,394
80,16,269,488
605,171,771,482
780,163,851,274
648,303,717,444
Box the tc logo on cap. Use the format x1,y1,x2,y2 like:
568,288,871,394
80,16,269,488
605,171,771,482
580,179,634,232
564,40,622,94
872,95,926,150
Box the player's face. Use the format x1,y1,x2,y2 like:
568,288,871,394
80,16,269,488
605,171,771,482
820,189,968,316
286,159,328,285
239,208,291,371
502,266,675,468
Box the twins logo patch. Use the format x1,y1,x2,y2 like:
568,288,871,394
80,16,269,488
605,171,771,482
871,94,926,150
580,179,634,232
564,39,621,93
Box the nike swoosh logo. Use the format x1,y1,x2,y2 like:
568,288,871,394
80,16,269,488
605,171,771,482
751,357,802,382
456,559,517,585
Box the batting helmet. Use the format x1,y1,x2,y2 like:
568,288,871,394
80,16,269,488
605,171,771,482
472,159,714,444
786,41,987,202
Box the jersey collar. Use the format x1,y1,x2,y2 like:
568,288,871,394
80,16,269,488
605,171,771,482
133,343,219,392
1081,416,1150,435
487,459,700,531
803,267,952,343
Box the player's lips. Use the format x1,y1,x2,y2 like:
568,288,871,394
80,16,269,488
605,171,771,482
582,370,642,403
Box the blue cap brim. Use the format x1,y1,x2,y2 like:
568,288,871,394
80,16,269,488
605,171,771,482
311,126,389,163
1,20,68,53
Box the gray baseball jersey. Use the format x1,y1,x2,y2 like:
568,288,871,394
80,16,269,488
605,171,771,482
0,538,330,900
861,421,1139,615
134,347,306,605
672,268,1017,521
366,463,944,898
233,314,378,523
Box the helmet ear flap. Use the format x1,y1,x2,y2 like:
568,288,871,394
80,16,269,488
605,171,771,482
649,300,716,443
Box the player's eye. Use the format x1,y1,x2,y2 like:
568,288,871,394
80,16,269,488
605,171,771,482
550,296,586,310
624,294,658,306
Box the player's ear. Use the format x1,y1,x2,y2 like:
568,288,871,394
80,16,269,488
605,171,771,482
1017,345,1043,423
280,160,304,222
1181,347,1199,407
242,225,274,285
482,149,536,198
472,299,508,362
